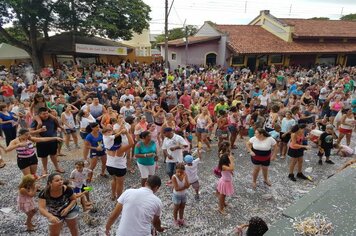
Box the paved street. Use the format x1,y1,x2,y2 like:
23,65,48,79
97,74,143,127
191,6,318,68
0,135,354,235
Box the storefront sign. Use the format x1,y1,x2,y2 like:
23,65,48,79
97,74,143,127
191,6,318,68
75,43,127,55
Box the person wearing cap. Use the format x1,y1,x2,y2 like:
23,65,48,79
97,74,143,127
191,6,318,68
184,154,201,200
162,127,188,186
317,124,337,165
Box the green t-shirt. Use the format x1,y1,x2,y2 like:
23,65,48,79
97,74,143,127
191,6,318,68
134,141,156,166
214,103,229,115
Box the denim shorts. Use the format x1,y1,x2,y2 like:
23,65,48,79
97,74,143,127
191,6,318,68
228,125,237,133
48,206,79,225
172,193,187,204
196,128,208,133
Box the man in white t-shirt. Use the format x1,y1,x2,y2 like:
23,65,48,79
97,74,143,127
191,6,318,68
162,127,188,185
105,175,165,236
120,99,135,119
119,88,134,102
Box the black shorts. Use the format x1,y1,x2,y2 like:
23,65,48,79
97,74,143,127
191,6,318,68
288,147,304,158
36,141,58,158
280,132,291,143
251,157,270,166
17,155,38,170
64,129,76,134
106,166,127,177
80,132,88,140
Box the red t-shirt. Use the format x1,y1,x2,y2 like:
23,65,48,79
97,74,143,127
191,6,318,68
179,95,191,109
1,85,14,97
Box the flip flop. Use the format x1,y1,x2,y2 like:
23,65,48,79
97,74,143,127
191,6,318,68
55,169,65,174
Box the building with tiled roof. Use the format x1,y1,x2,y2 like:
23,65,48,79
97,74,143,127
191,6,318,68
160,10,356,70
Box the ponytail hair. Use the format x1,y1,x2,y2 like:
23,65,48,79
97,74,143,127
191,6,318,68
139,131,150,139
218,153,230,170
86,122,99,134
43,173,61,199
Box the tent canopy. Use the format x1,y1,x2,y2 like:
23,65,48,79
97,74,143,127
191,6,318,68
0,43,30,60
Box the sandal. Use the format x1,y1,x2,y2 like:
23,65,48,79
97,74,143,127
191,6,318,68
217,209,227,215
0,160,5,168
55,169,65,174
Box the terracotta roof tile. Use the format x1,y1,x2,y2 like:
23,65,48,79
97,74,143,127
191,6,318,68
159,36,220,47
281,19,356,38
215,24,356,54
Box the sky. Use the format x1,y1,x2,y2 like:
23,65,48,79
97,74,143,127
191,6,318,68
143,0,356,34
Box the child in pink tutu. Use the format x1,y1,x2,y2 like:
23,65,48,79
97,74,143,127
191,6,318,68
18,174,39,231
217,153,235,215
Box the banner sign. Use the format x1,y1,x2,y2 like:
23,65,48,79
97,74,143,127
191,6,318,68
75,43,127,55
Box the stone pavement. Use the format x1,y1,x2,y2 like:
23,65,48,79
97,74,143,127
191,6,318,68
0,135,354,235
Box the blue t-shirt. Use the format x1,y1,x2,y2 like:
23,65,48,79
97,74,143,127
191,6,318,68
31,118,57,137
134,141,156,166
0,112,15,129
85,133,104,149
252,90,262,98
288,84,297,95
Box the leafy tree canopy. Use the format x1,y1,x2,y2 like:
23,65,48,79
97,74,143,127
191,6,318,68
309,17,330,20
153,25,198,48
340,13,356,21
0,0,151,71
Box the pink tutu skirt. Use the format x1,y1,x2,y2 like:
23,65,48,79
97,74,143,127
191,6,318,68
17,195,35,213
217,179,234,196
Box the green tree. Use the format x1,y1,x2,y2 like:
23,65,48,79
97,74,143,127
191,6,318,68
0,0,150,72
309,17,330,20
340,13,356,21
153,25,198,48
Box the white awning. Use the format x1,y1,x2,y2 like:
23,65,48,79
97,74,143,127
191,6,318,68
0,43,30,59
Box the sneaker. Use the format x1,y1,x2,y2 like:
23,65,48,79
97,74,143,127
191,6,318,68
297,172,308,180
318,159,323,165
325,160,335,164
288,174,297,181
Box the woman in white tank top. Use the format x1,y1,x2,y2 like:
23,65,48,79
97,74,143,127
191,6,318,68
195,108,213,151
337,109,355,146
172,163,190,227
61,104,79,150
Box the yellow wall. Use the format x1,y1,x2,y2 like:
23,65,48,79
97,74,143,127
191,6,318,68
122,29,151,48
250,11,293,42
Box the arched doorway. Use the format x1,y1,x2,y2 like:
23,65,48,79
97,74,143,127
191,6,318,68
206,53,217,66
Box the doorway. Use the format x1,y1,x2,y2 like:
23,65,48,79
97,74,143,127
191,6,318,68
247,56,256,71
206,53,217,66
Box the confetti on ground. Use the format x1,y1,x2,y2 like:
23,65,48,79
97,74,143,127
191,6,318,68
292,213,334,235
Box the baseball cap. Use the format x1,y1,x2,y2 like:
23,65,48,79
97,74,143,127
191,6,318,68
184,155,193,164
163,127,173,132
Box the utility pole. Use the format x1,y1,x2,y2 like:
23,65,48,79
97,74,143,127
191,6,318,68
164,0,169,72
164,0,175,72
183,19,188,66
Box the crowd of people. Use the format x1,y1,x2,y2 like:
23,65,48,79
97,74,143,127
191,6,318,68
0,61,355,235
